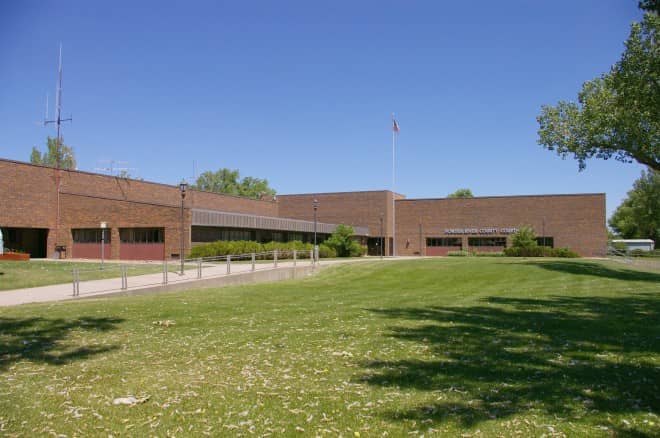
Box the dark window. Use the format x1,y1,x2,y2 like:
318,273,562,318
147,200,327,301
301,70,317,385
427,237,462,247
468,237,507,247
192,227,254,242
120,228,164,244
72,229,110,243
536,237,554,248
288,232,303,242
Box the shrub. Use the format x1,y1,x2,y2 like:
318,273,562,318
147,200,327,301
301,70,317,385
447,250,470,256
504,246,579,258
551,247,580,258
190,240,319,259
511,225,538,249
318,244,337,258
474,251,504,257
324,224,365,257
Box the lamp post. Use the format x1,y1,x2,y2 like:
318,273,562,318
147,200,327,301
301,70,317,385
379,213,384,260
100,221,107,269
179,181,187,275
313,198,319,262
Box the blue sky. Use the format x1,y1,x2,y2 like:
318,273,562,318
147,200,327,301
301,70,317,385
0,0,647,218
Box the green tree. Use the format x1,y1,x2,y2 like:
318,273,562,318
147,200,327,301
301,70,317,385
193,168,276,199
238,176,276,199
448,188,474,198
511,226,538,249
639,0,659,14
608,169,659,242
324,224,364,257
30,137,76,169
537,10,659,171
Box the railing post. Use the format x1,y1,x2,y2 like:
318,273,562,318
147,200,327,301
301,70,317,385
251,253,255,271
226,255,231,274
72,268,78,297
163,260,168,285
197,258,202,279
293,249,297,267
121,265,128,290
274,249,278,268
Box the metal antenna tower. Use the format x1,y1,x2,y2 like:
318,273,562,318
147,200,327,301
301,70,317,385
44,44,72,169
42,44,73,257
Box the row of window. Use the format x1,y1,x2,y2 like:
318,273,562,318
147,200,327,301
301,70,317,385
72,229,110,243
72,228,164,244
426,237,554,247
191,227,326,244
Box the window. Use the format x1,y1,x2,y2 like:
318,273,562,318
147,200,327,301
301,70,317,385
468,237,506,247
72,229,110,243
120,228,164,244
536,237,554,248
191,227,254,242
427,237,462,247
288,232,304,242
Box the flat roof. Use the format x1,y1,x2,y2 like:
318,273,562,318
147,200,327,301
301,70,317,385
396,193,606,202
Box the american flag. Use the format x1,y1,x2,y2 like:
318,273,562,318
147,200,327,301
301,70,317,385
392,117,400,133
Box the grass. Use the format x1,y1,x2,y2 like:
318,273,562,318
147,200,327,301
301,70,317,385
0,258,658,436
0,260,165,291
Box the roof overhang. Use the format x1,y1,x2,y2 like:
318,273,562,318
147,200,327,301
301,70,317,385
192,209,369,236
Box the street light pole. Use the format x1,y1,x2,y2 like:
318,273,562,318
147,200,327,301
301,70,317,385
313,198,318,263
379,213,384,260
100,221,107,269
180,182,187,275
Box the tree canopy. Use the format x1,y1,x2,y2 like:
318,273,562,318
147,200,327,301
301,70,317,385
30,137,76,170
537,10,659,171
511,226,538,249
324,224,364,257
608,169,659,242
193,168,276,199
448,188,474,198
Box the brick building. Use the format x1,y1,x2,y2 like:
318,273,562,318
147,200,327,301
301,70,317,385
0,158,607,259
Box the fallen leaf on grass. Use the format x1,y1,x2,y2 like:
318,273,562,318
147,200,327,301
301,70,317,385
112,395,150,406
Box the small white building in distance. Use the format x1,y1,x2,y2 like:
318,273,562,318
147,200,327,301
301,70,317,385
612,239,655,252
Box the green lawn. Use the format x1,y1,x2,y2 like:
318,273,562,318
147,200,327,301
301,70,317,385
0,260,167,291
1,258,658,436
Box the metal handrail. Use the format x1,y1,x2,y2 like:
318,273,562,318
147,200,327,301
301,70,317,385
71,249,316,297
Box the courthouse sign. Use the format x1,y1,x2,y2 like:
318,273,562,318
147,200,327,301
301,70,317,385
444,227,519,235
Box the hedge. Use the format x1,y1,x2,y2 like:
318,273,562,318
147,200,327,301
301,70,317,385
503,246,579,258
189,240,340,260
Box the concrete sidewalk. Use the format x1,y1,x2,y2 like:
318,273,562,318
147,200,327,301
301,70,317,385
0,257,387,307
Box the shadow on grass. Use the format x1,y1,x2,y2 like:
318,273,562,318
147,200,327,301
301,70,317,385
361,294,659,430
0,316,124,371
526,260,660,282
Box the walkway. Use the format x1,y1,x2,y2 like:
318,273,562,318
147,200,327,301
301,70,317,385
0,257,391,307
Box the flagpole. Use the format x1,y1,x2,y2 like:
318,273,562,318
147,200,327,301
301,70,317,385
392,113,396,257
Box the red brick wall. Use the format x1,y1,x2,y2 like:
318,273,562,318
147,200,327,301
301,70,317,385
0,159,608,259
278,191,404,254
0,159,278,259
396,194,607,257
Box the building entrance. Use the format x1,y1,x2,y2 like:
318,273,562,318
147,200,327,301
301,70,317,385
0,227,48,258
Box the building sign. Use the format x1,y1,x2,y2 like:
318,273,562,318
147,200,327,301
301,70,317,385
444,227,519,235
